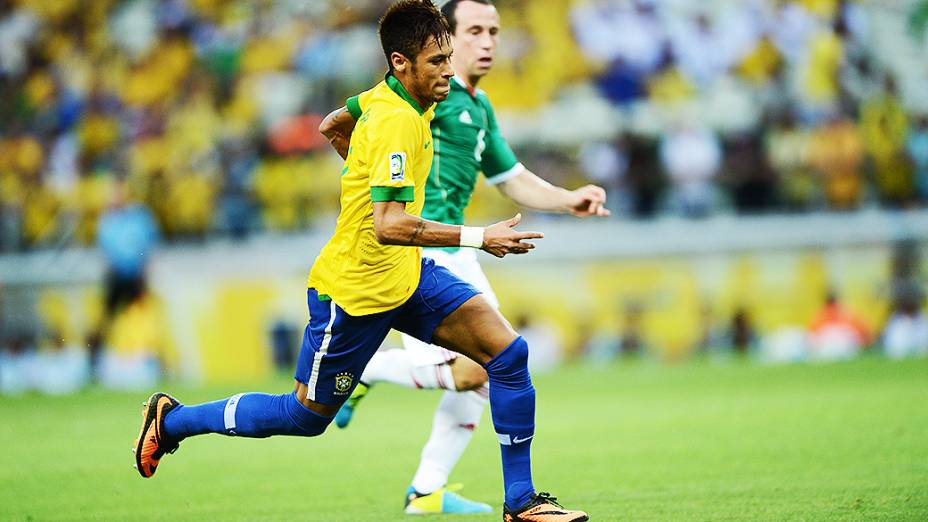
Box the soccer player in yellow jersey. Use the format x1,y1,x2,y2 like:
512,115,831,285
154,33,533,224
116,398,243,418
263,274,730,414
132,2,587,521
323,0,608,515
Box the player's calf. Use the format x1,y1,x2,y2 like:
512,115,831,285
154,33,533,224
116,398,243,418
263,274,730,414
484,335,536,508
138,390,335,461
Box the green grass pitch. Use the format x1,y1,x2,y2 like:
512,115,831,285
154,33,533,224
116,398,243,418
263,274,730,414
1,356,926,521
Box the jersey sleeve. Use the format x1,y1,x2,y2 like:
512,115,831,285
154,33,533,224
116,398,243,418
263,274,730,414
480,98,524,185
346,95,362,121
346,87,376,121
368,110,419,203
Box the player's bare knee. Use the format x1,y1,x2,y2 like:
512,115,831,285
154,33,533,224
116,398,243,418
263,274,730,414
508,335,529,365
453,364,488,391
484,335,529,379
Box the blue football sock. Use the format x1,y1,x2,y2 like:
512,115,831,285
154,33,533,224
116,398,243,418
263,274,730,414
163,391,334,441
484,336,535,509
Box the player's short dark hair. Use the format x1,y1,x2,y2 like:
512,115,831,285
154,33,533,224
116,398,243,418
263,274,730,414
379,1,452,70
441,0,494,34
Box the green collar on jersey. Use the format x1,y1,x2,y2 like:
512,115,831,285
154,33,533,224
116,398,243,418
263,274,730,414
385,72,428,116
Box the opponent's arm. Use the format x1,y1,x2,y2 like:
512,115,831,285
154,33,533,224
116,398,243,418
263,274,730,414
319,106,356,160
497,169,611,217
372,201,542,258
479,98,608,217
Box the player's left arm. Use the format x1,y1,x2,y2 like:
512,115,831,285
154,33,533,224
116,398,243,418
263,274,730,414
497,169,610,217
480,101,609,217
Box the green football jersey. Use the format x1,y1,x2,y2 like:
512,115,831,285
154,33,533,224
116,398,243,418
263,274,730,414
347,76,523,248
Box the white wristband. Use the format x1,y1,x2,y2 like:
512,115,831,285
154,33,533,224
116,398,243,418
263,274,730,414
459,226,484,248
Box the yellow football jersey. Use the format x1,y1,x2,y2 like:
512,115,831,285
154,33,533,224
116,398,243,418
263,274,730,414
308,74,435,316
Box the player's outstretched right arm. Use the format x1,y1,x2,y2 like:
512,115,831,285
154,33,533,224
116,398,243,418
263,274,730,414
372,202,542,258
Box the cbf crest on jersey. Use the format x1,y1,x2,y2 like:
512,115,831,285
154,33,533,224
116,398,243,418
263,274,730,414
334,372,354,394
389,152,406,182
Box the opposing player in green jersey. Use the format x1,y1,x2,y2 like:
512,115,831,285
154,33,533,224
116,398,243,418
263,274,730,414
321,0,608,515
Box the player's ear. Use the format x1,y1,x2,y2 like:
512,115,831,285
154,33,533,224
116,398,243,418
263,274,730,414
390,52,408,73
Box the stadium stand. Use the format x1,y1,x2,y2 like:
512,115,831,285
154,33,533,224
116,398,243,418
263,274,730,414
1,0,927,251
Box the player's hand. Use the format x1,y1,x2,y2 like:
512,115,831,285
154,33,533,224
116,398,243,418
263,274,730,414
481,213,544,258
568,184,610,217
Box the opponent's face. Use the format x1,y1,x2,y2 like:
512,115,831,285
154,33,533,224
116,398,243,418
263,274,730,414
452,1,500,80
406,35,454,105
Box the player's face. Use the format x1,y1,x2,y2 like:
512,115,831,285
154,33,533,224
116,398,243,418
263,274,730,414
409,36,454,104
452,1,500,80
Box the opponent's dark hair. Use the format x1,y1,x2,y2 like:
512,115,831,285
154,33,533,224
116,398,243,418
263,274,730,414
379,1,452,70
440,0,494,34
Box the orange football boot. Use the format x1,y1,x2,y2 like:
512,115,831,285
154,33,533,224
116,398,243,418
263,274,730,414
503,492,589,522
133,392,180,478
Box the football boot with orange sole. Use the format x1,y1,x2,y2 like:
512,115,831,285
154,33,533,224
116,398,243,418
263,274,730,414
133,392,181,478
503,492,589,522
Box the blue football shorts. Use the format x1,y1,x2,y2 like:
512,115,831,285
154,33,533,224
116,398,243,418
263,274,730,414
294,257,480,405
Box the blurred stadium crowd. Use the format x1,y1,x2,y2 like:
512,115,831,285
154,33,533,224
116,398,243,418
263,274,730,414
2,0,928,252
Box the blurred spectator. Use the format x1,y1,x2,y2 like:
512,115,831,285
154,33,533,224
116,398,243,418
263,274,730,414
728,307,756,355
794,14,843,119
623,136,663,219
883,240,928,358
861,76,912,207
216,138,259,239
766,110,817,210
723,129,778,213
619,300,646,357
808,290,871,360
91,179,159,378
270,320,298,372
883,281,928,359
807,111,863,210
659,119,721,218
